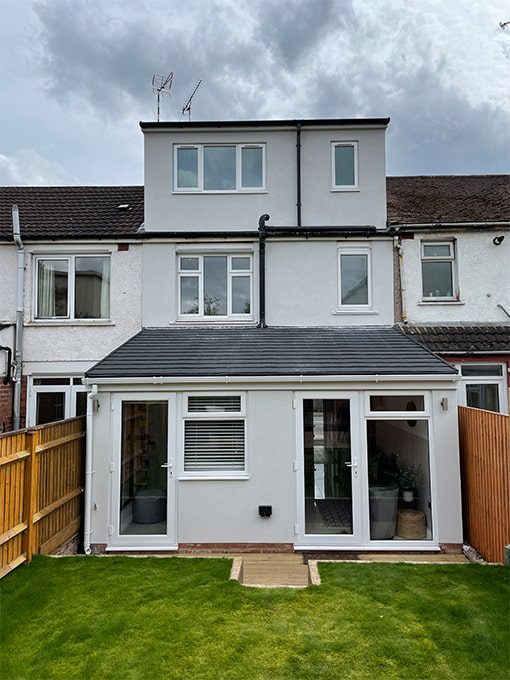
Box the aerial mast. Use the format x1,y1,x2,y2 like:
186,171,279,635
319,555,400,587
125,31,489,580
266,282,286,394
180,80,203,121
152,72,173,122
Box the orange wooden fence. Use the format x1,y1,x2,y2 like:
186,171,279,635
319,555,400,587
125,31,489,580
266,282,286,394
458,406,510,563
0,417,85,578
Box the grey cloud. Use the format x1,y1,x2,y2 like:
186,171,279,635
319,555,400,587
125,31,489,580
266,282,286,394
256,0,345,70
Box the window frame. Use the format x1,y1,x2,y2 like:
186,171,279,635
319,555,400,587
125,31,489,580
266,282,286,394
177,253,254,321
457,363,508,414
33,254,111,321
420,240,457,301
331,141,359,191
337,246,372,311
173,143,266,193
180,392,248,479
28,375,88,427
365,391,430,419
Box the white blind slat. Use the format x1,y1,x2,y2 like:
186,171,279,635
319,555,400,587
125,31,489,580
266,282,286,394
184,419,245,471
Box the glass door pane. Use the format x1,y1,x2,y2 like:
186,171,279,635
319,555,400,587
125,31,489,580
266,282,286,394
303,399,353,535
120,402,168,535
36,392,66,425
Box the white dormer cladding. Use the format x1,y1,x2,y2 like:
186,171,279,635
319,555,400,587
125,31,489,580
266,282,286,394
141,119,389,232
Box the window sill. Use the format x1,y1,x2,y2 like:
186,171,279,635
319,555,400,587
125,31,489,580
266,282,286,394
332,309,378,315
26,320,115,326
172,190,268,195
178,475,250,481
331,187,360,193
172,319,257,326
418,301,464,306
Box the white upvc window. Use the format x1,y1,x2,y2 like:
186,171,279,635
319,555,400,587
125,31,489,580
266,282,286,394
337,246,372,309
331,141,358,190
28,376,88,427
178,253,253,319
457,364,507,414
421,241,457,300
34,255,110,320
174,143,266,192
182,394,246,477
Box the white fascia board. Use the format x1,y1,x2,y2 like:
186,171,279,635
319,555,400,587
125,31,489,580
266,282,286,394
83,373,459,386
398,221,510,230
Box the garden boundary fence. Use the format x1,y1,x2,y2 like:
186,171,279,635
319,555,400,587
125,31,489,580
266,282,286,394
0,417,85,578
458,406,509,563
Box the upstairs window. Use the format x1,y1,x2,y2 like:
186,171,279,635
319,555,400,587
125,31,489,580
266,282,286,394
178,254,252,318
35,256,110,320
174,144,265,192
331,142,358,190
337,247,371,309
421,241,456,300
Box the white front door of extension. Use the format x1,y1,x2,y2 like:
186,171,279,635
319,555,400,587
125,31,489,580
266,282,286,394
109,394,178,550
294,392,363,548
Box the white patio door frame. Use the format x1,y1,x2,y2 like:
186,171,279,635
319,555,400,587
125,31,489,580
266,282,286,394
108,392,178,550
294,391,364,549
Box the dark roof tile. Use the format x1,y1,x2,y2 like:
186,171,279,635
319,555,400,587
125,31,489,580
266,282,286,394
0,186,143,240
85,326,456,379
399,325,510,353
387,175,510,225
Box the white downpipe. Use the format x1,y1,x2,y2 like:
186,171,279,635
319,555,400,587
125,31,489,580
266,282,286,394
84,384,98,555
12,205,24,431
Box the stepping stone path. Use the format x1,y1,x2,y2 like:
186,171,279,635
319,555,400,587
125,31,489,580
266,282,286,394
237,553,310,588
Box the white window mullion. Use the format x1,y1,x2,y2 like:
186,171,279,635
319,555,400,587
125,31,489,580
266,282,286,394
68,256,75,319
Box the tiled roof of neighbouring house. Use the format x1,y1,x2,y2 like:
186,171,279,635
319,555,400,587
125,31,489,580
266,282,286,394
0,186,144,240
85,326,456,379
386,175,510,226
1,175,508,240
399,325,510,354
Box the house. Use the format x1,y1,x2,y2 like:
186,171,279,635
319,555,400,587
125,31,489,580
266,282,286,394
0,186,144,431
0,118,474,555
388,176,510,414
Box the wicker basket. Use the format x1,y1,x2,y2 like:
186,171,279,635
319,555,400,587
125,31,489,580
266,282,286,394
396,509,426,539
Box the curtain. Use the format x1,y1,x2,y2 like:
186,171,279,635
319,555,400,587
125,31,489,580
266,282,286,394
100,257,110,318
37,260,57,317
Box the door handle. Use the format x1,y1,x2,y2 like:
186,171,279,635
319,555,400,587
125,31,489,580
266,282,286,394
161,463,171,469
344,458,357,468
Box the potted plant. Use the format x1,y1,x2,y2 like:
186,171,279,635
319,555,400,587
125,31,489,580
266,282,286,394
395,458,422,502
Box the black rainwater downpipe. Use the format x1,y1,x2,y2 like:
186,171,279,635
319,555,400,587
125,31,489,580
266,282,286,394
296,123,302,227
258,214,270,328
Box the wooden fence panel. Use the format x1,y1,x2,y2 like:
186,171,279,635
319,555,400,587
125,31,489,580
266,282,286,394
458,406,510,563
0,417,85,578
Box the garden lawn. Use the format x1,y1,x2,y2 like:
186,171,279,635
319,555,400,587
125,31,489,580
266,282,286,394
1,556,508,680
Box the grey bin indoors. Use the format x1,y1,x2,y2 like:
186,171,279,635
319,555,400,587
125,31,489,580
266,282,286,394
133,489,166,524
369,483,399,539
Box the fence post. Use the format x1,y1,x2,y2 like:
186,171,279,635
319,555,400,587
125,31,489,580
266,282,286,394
22,429,39,563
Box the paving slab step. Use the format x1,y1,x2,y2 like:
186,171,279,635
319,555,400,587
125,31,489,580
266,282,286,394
240,554,310,587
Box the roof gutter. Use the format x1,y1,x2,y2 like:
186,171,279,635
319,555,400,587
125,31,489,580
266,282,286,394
393,221,510,231
83,373,458,386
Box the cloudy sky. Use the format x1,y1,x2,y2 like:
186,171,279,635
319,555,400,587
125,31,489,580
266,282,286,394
0,0,509,185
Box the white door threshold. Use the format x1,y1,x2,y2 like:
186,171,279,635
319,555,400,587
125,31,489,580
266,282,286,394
106,545,179,552
294,543,440,552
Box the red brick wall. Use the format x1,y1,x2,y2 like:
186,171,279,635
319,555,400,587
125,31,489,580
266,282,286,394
0,376,27,433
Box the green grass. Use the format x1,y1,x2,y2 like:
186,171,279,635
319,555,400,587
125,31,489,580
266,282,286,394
1,556,508,680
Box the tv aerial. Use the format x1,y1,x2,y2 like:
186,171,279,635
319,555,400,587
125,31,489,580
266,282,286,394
152,72,173,121
180,79,202,121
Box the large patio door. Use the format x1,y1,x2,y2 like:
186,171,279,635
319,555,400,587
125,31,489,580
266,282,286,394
295,393,362,547
110,395,177,549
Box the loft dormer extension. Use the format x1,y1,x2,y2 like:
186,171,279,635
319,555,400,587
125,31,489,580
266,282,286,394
140,118,390,232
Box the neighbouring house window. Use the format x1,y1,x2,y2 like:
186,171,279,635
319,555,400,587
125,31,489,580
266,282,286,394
36,255,110,320
30,376,88,426
174,144,265,192
331,142,358,190
183,395,246,474
338,247,371,308
459,364,507,414
421,241,456,300
178,254,252,318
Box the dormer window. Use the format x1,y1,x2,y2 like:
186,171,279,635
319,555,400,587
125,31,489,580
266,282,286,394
331,141,358,191
174,144,265,192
